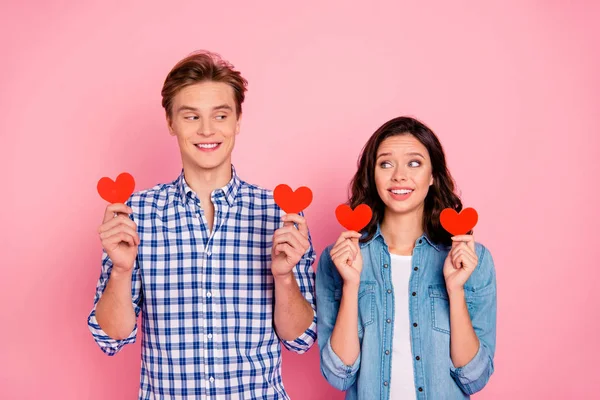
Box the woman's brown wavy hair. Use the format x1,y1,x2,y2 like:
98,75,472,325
349,116,463,246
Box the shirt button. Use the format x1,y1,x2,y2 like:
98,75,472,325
383,381,388,386
206,291,212,298
387,289,392,294
412,292,417,296
207,251,212,256
386,318,391,323
418,239,423,244
207,333,213,339
384,264,388,268
385,350,390,355
209,377,214,383
416,356,420,360
413,323,418,327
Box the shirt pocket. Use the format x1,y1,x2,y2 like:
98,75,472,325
358,281,376,336
429,284,477,335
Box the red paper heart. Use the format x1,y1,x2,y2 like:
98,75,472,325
335,204,373,232
273,184,313,214
97,172,136,204
440,207,478,236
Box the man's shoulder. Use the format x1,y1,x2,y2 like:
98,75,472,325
236,180,276,203
125,178,180,209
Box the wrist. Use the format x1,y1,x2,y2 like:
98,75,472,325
447,287,465,301
273,272,295,286
343,281,360,293
110,267,134,281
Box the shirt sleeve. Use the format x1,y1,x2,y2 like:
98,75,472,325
280,211,317,354
315,245,361,391
87,209,143,356
450,245,497,394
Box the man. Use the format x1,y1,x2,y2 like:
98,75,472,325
88,50,316,399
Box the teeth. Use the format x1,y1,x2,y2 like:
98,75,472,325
197,143,219,149
391,189,413,194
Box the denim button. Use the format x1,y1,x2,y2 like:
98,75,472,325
384,381,388,386
419,387,423,392
412,292,417,296
386,319,391,323
387,289,392,294
384,264,388,268
385,350,390,355
413,323,418,327
416,356,420,361
414,266,419,271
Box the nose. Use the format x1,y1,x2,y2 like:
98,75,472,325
197,119,215,137
392,165,408,182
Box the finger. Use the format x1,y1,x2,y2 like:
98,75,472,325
452,249,464,265
100,225,140,245
333,240,357,261
98,215,137,233
104,231,136,248
282,214,309,237
275,243,297,258
103,203,133,223
460,251,478,269
331,240,350,260
334,250,353,267
332,231,361,249
452,235,475,251
347,240,359,259
275,225,310,248
101,225,140,245
273,231,306,253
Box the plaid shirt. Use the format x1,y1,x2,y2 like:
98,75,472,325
88,166,317,399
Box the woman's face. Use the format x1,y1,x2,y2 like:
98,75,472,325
374,134,434,216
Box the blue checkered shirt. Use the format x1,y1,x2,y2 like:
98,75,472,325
88,166,317,399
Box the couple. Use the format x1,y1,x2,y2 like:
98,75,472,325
88,50,497,400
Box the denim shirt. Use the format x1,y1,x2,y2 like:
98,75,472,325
316,225,497,399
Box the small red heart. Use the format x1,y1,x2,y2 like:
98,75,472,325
273,184,313,214
97,172,136,204
335,204,373,232
440,207,478,236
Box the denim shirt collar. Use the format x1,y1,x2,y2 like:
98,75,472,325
359,223,441,252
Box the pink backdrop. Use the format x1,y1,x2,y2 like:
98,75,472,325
1,1,599,399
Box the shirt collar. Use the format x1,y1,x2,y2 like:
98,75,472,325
176,164,241,207
360,223,441,252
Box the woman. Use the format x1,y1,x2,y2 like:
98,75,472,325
316,116,497,399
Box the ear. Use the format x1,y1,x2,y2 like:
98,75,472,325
429,174,434,186
235,113,242,135
166,114,176,136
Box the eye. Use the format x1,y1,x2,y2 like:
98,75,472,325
379,161,393,168
408,160,421,167
215,115,227,120
184,115,199,121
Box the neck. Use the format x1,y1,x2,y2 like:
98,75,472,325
380,206,425,256
183,161,232,200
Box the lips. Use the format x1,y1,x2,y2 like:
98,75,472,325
388,187,414,200
195,142,222,151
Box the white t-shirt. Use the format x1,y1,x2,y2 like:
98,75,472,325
389,253,417,399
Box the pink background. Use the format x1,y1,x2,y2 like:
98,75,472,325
1,1,599,399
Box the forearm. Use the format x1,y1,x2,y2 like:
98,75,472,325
274,273,313,340
95,270,137,340
449,289,479,367
330,283,360,366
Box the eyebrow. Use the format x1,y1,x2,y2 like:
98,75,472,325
176,104,233,113
376,151,425,159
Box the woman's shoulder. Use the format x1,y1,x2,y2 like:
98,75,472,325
469,241,497,291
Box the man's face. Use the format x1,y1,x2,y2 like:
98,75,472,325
168,81,241,172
